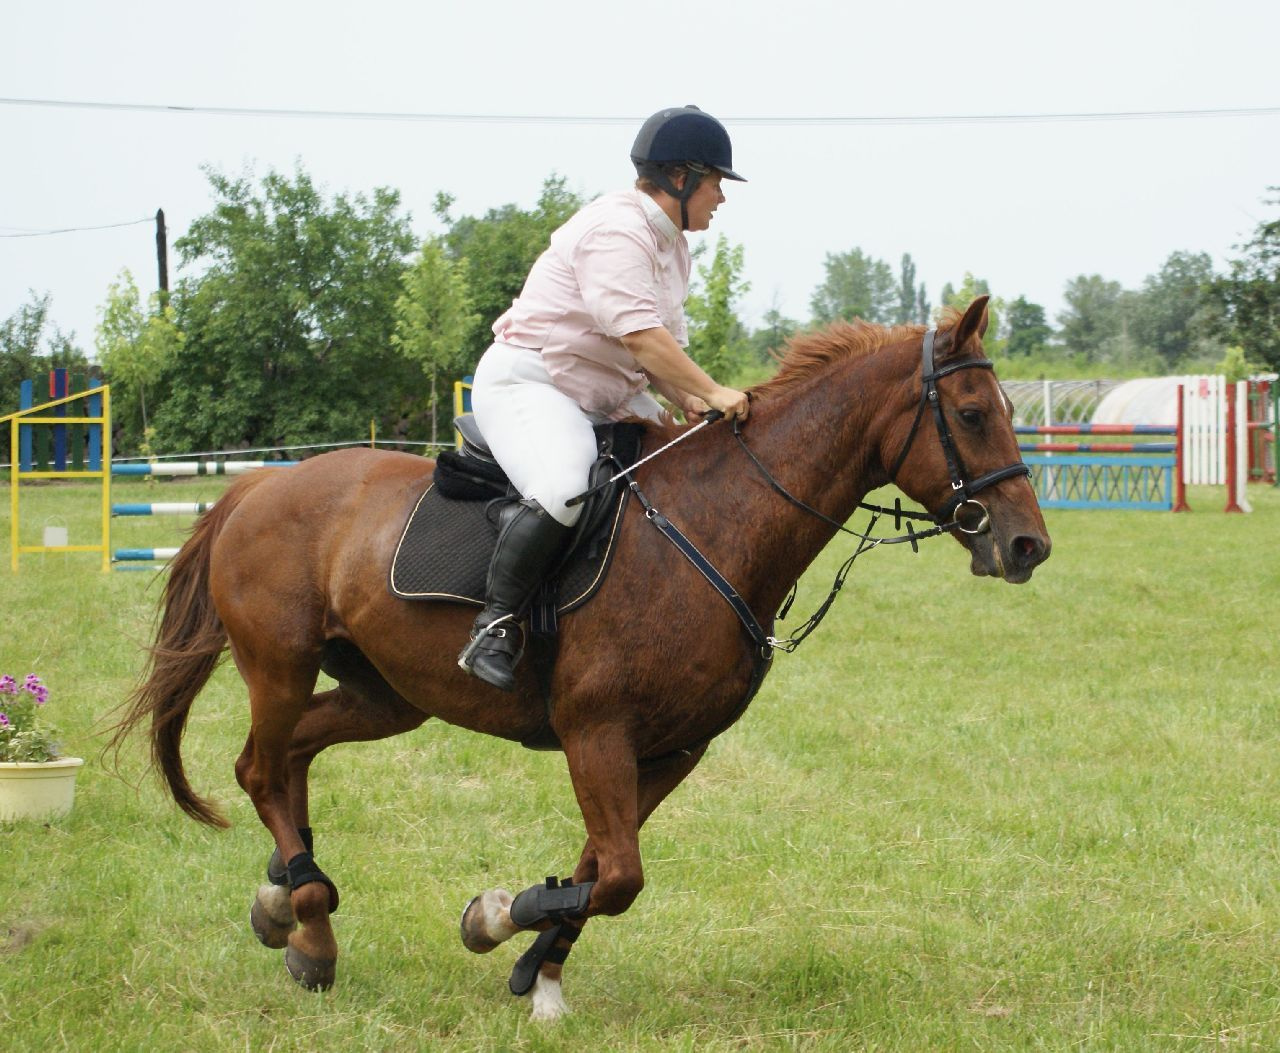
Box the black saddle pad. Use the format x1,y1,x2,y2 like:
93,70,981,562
388,484,630,613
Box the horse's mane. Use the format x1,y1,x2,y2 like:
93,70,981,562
750,307,965,403
643,308,967,444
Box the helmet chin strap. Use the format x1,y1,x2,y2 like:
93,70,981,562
650,165,704,231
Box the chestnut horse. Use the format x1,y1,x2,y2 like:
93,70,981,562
114,296,1049,1021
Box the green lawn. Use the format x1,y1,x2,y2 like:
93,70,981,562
1,476,1277,1051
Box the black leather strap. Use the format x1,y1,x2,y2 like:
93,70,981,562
267,827,313,886
628,481,772,654
508,922,583,996
285,851,340,913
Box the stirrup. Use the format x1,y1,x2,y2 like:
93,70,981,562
457,613,517,672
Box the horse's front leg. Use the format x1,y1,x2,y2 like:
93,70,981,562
461,734,706,1021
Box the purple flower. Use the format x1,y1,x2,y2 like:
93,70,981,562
19,675,48,705
0,676,16,696
0,713,9,728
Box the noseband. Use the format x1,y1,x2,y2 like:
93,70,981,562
886,329,1030,535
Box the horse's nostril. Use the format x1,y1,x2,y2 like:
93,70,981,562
1012,534,1048,566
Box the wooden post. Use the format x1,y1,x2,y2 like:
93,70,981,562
70,373,86,471
19,378,33,471
1172,383,1190,512
51,368,68,470
155,208,169,301
1224,385,1243,513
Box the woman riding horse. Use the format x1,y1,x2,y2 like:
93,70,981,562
461,105,752,691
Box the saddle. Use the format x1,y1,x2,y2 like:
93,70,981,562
388,415,644,626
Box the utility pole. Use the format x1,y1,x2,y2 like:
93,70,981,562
155,208,169,304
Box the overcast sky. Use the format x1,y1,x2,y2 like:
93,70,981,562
2,0,1277,358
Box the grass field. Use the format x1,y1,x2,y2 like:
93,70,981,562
1,475,1278,1051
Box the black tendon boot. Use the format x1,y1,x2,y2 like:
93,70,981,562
458,499,571,691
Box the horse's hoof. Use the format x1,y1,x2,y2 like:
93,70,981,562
251,884,296,949
284,943,336,991
529,974,570,1022
460,895,501,954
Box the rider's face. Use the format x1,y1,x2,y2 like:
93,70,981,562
683,172,726,233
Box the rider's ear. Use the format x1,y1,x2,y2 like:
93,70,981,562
937,295,990,359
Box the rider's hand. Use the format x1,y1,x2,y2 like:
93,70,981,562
704,385,750,422
682,395,712,422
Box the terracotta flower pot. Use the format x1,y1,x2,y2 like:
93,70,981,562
0,757,85,820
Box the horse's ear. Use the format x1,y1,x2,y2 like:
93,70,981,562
955,295,990,349
936,296,993,363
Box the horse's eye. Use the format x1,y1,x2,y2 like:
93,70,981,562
959,409,983,428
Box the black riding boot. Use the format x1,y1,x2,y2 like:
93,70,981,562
458,499,571,692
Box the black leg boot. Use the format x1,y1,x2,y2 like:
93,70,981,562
458,499,571,692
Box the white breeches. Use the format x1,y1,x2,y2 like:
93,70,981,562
471,343,663,527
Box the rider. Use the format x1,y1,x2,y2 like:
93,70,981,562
459,104,752,691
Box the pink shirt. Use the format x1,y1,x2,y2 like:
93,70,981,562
492,189,690,418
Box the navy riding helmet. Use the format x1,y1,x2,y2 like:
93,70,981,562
631,105,745,229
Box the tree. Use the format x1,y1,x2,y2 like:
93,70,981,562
392,239,480,446
942,273,1004,354
1216,344,1267,382
686,235,750,378
152,165,417,452
96,270,184,453
1220,189,1280,371
0,293,87,416
915,284,931,328
746,304,799,366
895,253,929,324
1127,251,1226,367
1004,296,1052,357
1057,274,1125,361
436,176,585,369
810,248,896,325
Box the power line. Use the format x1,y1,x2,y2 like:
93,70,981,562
2,96,1279,126
0,217,152,239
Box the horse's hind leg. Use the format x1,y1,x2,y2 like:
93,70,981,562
248,680,427,961
233,652,347,990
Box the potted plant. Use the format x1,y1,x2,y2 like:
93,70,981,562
0,675,84,821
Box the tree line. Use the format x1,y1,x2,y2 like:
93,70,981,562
2,166,1277,458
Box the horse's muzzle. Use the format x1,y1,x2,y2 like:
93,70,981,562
973,528,1051,584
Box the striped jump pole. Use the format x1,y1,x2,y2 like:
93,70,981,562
112,502,217,516
110,458,299,568
1014,423,1178,435
113,547,181,561
111,460,298,476
1019,442,1176,453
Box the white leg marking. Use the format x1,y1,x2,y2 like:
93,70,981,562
480,888,520,944
529,973,569,1022
256,883,296,925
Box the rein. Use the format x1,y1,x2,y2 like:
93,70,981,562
730,421,951,549
637,327,1031,658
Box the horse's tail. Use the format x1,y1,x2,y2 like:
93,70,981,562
109,473,266,828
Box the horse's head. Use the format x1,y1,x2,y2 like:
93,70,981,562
885,296,1051,583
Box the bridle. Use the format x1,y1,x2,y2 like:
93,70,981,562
628,325,1034,668
729,327,1031,546
883,328,1030,535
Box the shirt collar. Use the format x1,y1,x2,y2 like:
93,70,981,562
636,190,680,246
